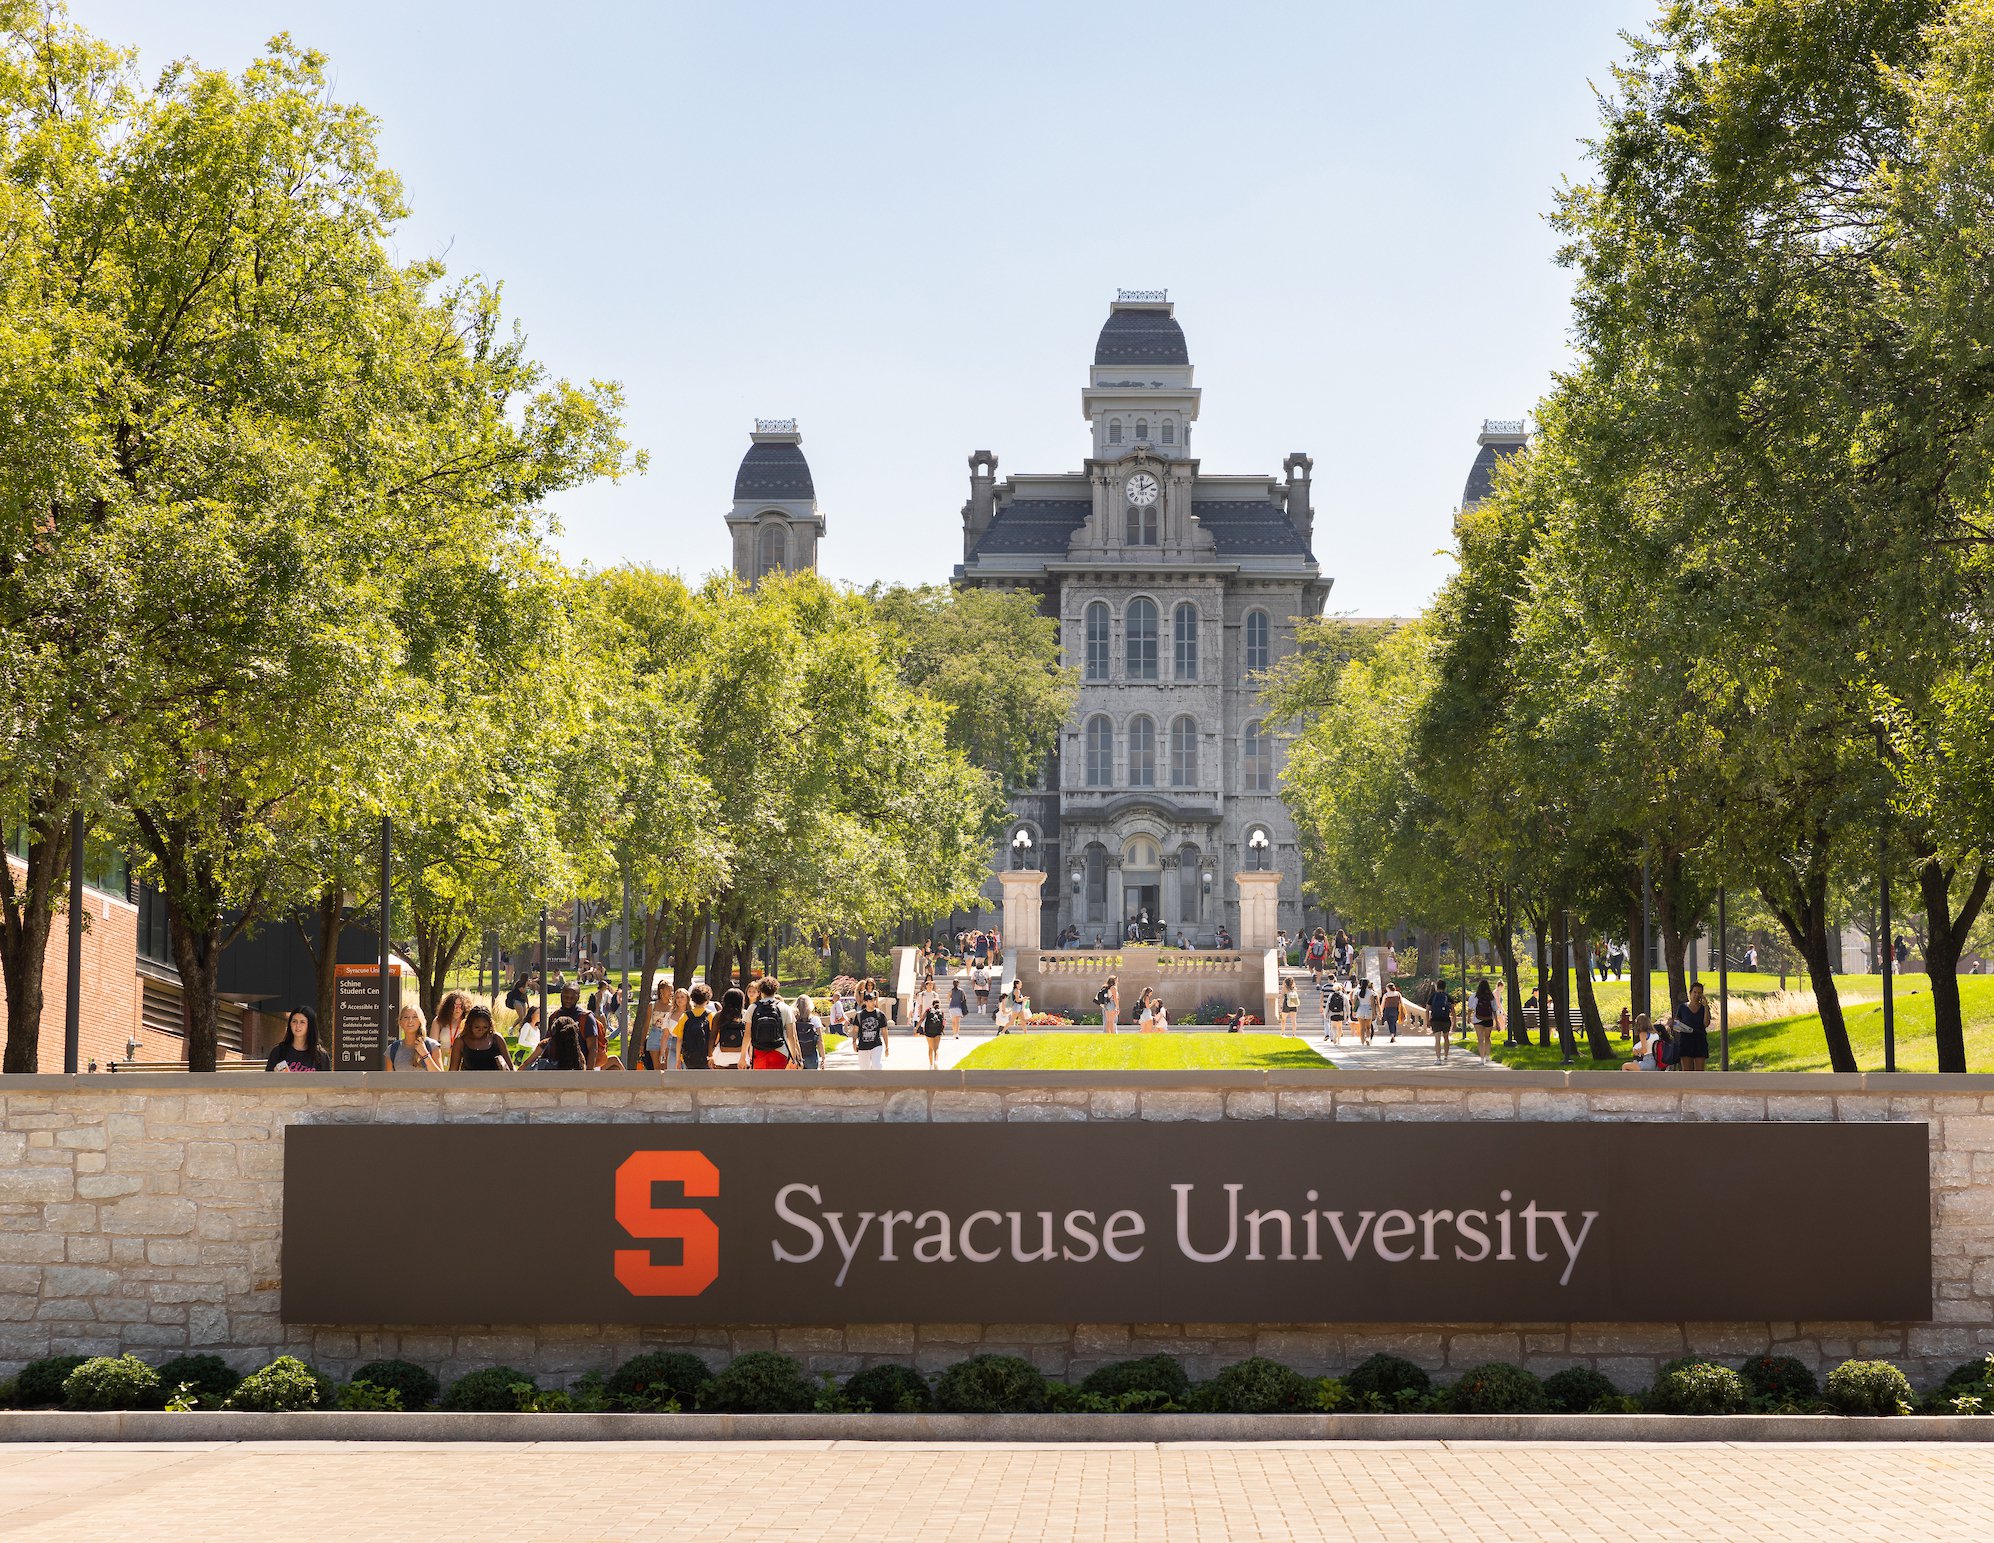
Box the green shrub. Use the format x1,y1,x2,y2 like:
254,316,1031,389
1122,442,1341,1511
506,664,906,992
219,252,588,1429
1542,1366,1620,1413
0,1376,17,1410
605,1351,712,1412
1444,1363,1549,1415
1312,1376,1350,1412
335,1380,404,1412
16,1355,90,1408
700,1351,815,1414
441,1366,538,1413
1649,1360,1747,1415
348,1360,437,1412
1738,1354,1818,1409
933,1354,1050,1414
843,1363,932,1414
1345,1353,1431,1403
1046,1382,1115,1413
1079,1354,1190,1403
1824,1359,1912,1417
1940,1355,1994,1392
225,1356,330,1413
62,1355,163,1411
1193,1357,1312,1414
154,1354,241,1405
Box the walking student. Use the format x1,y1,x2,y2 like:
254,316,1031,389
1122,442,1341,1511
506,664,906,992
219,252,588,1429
1096,974,1120,1033
678,984,715,1070
1278,977,1300,1036
947,977,968,1038
849,986,890,1070
1323,978,1347,1044
919,993,947,1068
710,986,749,1070
746,977,797,1071
386,1003,442,1071
1472,978,1498,1065
265,1007,331,1072
450,1006,514,1070
1426,979,1453,1064
792,994,825,1071
1354,979,1377,1045
1379,979,1403,1042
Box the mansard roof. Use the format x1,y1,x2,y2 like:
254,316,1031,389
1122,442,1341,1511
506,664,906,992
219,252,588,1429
967,497,1311,561
734,439,815,500
1094,305,1190,367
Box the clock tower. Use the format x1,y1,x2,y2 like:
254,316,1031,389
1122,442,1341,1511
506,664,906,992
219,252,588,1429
1082,291,1200,462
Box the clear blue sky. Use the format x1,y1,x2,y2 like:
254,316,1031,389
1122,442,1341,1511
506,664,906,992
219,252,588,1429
79,0,1655,616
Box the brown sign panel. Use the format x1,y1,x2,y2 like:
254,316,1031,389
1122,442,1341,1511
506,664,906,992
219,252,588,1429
281,1121,1932,1325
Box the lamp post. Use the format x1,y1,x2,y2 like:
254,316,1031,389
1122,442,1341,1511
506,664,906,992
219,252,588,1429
1012,828,1033,870
64,809,83,1074
1881,830,1895,1074
378,815,392,1055
1248,828,1269,871
1718,886,1730,1072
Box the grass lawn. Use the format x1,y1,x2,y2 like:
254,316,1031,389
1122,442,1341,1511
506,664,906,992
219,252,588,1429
958,1032,1332,1071
1492,973,1994,1073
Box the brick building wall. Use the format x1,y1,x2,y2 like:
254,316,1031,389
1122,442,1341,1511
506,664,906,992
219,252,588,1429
0,1068,1988,1389
0,856,141,1072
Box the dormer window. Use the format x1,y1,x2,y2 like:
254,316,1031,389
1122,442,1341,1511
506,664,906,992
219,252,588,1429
1108,419,1123,445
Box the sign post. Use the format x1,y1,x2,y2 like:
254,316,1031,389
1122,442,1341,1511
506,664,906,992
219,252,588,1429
333,961,398,1072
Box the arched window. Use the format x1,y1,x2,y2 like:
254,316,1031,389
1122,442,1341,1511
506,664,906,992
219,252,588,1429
1127,715,1156,787
1178,842,1202,922
1108,419,1123,445
1125,599,1159,680
1084,601,1110,681
1135,418,1149,442
1173,602,1199,680
1244,609,1270,673
1169,715,1197,787
1243,720,1272,793
1124,504,1158,546
1161,419,1175,445
759,524,787,577
1084,715,1113,788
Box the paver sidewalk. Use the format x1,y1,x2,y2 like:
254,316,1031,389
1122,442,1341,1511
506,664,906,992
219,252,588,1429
2,1439,1989,1541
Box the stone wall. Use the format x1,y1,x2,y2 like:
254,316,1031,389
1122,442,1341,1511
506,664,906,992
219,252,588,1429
2,1069,1990,1391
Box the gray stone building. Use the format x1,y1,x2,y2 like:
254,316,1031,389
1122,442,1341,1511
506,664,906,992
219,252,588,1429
728,418,823,584
955,292,1331,947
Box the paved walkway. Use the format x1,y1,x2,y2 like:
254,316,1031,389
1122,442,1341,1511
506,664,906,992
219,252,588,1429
2,1439,1989,1540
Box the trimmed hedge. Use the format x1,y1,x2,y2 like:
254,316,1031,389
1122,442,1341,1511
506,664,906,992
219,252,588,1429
1650,1360,1747,1416
607,1352,713,1412
1345,1354,1431,1403
1080,1355,1190,1403
1543,1366,1620,1414
16,1355,90,1408
225,1357,330,1413
843,1363,932,1414
1824,1359,1912,1417
442,1366,537,1413
352,1359,440,1413
1194,1357,1312,1414
155,1354,241,1405
63,1355,162,1411
1445,1363,1548,1415
700,1351,814,1414
1739,1355,1817,1409
934,1354,1049,1414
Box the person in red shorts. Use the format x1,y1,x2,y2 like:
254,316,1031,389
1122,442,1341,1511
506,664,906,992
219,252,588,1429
745,975,799,1070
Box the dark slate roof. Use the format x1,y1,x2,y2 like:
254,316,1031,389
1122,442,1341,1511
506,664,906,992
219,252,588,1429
969,499,1091,558
1463,439,1523,507
734,440,814,500
1094,306,1189,366
1192,500,1311,558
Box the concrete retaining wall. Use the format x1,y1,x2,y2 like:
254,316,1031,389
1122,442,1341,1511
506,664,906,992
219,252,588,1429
2,1068,1990,1389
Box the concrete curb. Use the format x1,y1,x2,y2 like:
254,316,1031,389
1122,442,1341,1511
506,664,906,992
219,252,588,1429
4,1410,1992,1442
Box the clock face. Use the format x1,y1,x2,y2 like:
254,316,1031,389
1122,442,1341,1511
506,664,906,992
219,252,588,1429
1124,473,1160,507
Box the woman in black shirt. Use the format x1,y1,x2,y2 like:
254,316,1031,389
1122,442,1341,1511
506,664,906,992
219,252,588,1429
450,1006,514,1071
1674,982,1712,1072
265,1007,331,1072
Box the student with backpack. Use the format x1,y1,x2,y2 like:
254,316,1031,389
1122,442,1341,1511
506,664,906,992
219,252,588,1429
1096,974,1120,1033
1378,980,1404,1042
1472,978,1499,1065
1426,980,1453,1064
792,995,825,1071
1322,979,1347,1044
947,977,968,1038
677,984,715,1070
1278,978,1300,1036
710,986,749,1069
849,985,890,1070
745,977,797,1071
1353,980,1377,1045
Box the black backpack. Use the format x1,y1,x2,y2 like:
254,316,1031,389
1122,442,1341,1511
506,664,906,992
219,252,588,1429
923,1004,945,1031
1095,986,1112,1007
1328,990,1345,1015
750,998,787,1052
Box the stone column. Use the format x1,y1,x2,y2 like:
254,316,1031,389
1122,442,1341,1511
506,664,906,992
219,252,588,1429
1000,869,1045,956
1235,871,1281,953
1106,860,1125,941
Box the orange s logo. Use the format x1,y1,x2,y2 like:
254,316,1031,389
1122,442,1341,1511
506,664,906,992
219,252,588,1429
614,1150,719,1297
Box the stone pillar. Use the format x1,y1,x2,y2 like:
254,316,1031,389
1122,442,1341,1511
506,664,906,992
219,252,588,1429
1000,869,1045,956
1106,861,1125,941
1235,871,1282,953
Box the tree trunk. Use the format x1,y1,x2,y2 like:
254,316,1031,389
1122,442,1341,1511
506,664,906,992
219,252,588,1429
1656,859,1690,1017
0,804,70,1074
166,913,225,1073
1531,913,1550,1046
1918,856,1992,1075
1491,891,1524,1046
295,883,347,1047
1548,909,1576,1061
1626,889,1648,1025
1763,864,1857,1073
1573,929,1611,1060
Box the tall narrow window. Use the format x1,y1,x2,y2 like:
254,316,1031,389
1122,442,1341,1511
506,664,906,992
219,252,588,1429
1135,418,1149,442
1084,716,1113,787
1125,599,1159,680
1173,602,1199,679
1244,609,1270,673
1124,505,1159,546
759,524,788,577
1085,843,1108,923
1108,419,1123,445
1243,720,1272,793
1179,843,1202,921
1161,419,1175,445
1084,601,1110,681
1127,716,1156,787
1170,716,1197,787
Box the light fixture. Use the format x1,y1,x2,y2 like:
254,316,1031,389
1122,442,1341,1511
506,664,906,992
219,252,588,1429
1011,828,1033,869
1248,829,1270,871
1070,868,1083,894
1202,870,1214,893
